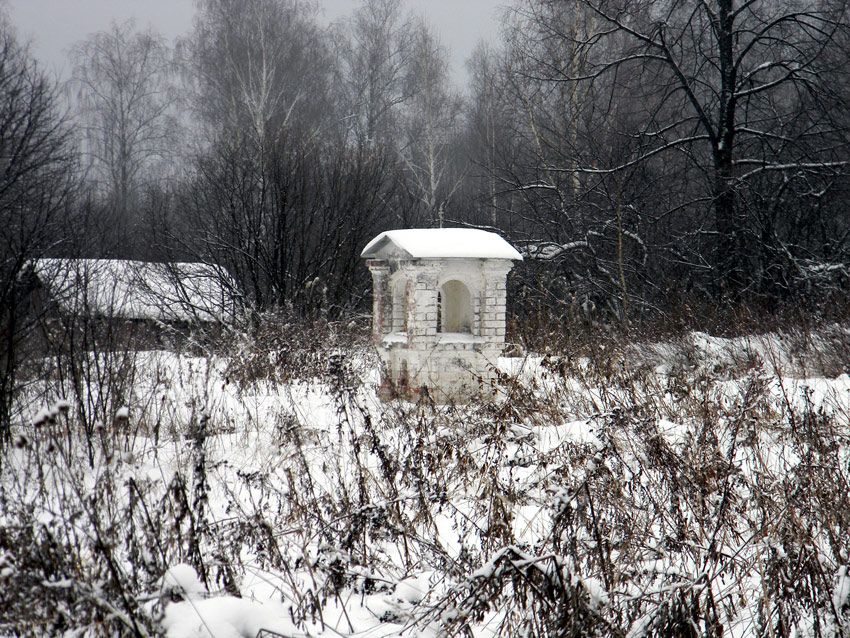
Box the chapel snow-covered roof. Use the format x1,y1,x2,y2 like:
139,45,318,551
361,228,523,261
31,258,241,322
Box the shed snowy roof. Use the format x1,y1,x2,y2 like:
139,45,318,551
31,259,241,322
361,229,523,261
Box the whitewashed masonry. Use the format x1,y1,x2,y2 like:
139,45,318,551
361,228,522,401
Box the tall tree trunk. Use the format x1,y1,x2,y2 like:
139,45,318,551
713,0,744,295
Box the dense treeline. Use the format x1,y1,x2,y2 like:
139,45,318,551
494,0,850,319
5,0,850,322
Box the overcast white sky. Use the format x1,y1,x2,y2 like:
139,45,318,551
7,0,505,86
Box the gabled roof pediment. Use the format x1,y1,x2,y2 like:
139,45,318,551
361,228,523,261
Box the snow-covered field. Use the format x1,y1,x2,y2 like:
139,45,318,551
2,327,850,637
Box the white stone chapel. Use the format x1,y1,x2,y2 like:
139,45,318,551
361,228,522,401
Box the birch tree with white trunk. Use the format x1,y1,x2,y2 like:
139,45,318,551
399,19,463,227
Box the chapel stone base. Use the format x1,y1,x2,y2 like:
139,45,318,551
378,340,500,403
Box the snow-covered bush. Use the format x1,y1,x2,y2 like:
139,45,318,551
224,311,372,388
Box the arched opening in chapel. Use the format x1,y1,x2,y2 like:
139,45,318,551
437,280,472,334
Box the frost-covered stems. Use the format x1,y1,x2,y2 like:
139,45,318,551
4,315,850,634
189,409,210,587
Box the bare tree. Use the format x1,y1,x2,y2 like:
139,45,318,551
69,21,177,246
334,0,414,149
185,0,330,149
0,24,77,439
178,129,396,314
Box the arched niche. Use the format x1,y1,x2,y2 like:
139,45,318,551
438,279,473,334
390,276,407,332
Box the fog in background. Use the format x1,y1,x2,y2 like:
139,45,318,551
8,0,503,85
